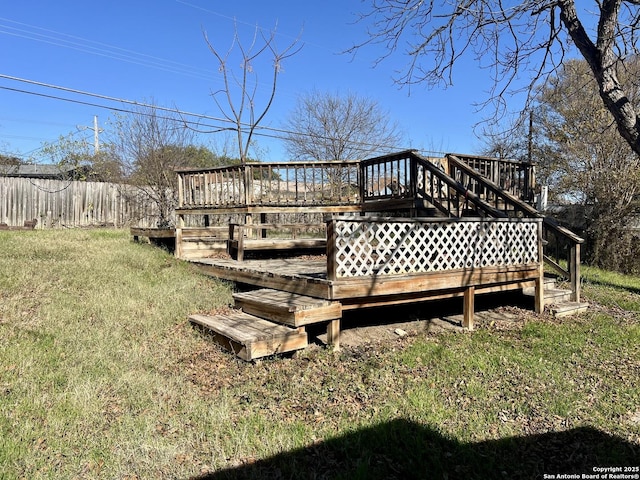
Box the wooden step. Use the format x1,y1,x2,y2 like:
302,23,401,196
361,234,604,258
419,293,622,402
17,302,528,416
522,277,557,296
233,288,342,327
523,285,572,306
189,312,308,361
549,302,590,318
543,288,573,305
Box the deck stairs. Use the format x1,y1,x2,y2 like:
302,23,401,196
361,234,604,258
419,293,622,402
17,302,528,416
189,289,341,361
407,153,588,318
522,276,589,318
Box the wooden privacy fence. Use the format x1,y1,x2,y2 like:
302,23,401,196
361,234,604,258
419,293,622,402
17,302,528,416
0,177,160,228
326,217,542,279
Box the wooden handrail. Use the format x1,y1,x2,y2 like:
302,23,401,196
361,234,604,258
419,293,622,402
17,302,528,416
447,152,536,203
175,152,584,301
410,152,507,218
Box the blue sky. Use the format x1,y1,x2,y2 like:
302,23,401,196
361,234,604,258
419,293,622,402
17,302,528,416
1,0,507,162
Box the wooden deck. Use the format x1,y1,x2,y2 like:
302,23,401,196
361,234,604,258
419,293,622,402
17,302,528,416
183,216,547,358
154,151,586,360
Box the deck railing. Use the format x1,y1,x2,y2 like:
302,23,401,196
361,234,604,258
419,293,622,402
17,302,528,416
326,217,542,280
446,154,583,301
360,152,583,301
447,153,536,204
175,153,582,301
361,152,415,201
176,161,361,209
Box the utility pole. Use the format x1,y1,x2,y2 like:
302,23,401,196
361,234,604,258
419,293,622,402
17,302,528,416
93,115,100,153
527,110,533,164
77,115,103,154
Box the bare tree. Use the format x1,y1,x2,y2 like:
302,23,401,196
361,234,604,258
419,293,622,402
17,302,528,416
33,133,123,182
533,59,640,271
203,23,302,163
283,90,403,161
110,104,197,227
354,1,640,158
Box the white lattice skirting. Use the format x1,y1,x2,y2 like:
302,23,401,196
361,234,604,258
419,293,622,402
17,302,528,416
332,219,540,278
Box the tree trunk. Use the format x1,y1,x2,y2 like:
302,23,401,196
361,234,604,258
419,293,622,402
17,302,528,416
559,0,640,157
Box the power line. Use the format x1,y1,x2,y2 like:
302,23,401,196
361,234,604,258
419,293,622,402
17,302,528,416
0,17,214,81
0,74,412,155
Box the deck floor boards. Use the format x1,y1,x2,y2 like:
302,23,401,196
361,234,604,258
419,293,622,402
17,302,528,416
191,256,538,304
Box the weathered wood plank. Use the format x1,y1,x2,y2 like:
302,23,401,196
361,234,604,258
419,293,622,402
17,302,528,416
192,259,332,298
130,227,175,239
189,312,308,361
329,264,540,300
233,289,342,326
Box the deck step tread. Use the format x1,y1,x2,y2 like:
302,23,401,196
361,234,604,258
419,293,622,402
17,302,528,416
549,302,590,318
189,311,308,361
233,288,342,327
234,289,335,312
523,285,572,305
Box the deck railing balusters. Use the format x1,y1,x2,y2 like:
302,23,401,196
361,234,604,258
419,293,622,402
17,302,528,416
176,161,361,209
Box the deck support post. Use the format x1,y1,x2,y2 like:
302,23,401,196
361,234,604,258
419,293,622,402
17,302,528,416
175,214,184,259
534,276,544,314
326,219,337,281
535,218,545,313
327,319,341,350
570,243,580,302
463,286,475,330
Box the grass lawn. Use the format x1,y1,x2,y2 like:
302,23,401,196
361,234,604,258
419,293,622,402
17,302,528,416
0,229,638,479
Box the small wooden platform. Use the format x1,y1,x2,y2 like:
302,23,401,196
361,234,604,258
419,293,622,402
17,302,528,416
233,288,341,327
189,312,308,361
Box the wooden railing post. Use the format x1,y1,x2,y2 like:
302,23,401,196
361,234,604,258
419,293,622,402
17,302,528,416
177,173,184,209
570,243,581,302
326,219,337,281
243,164,252,207
535,218,545,314
463,286,475,330
175,213,184,259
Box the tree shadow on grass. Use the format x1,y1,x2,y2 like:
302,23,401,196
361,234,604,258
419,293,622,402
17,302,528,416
584,278,640,296
191,419,638,480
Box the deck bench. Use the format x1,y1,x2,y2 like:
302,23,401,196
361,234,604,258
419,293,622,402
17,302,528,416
227,222,326,261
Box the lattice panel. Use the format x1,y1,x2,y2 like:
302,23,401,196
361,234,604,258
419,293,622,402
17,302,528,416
332,219,539,278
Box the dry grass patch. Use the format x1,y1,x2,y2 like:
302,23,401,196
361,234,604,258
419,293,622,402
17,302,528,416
0,229,638,479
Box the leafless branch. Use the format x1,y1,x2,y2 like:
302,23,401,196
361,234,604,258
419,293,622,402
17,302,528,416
201,22,303,163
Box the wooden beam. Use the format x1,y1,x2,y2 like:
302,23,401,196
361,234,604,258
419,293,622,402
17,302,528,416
329,264,540,299
326,220,337,282
535,219,545,313
175,215,184,259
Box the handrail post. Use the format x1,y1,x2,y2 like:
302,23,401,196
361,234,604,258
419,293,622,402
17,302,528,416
177,172,184,209
359,161,366,206
570,243,581,302
535,218,545,314
326,218,337,281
